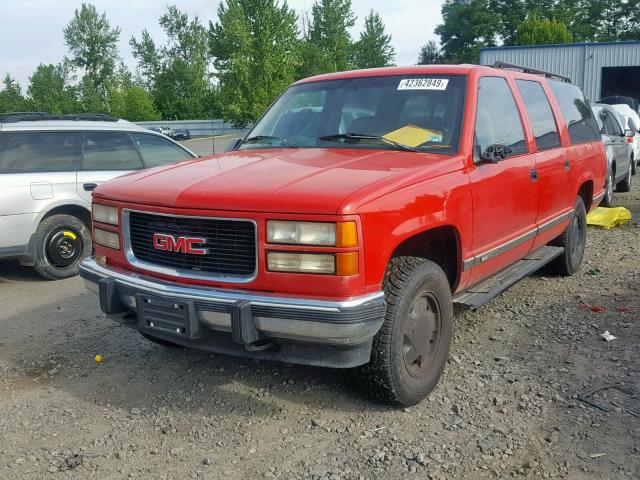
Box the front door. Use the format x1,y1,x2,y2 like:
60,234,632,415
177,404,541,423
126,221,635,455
468,76,538,285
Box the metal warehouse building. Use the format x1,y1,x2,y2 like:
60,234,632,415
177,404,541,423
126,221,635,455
480,41,640,101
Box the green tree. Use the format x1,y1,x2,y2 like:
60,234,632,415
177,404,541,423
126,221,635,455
352,10,395,69
435,0,500,63
27,63,78,114
131,6,216,119
308,0,356,72
296,40,333,79
209,0,300,126
63,3,121,102
0,75,29,113
417,41,442,65
108,85,160,121
515,14,573,45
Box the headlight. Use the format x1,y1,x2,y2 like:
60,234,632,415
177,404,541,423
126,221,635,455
94,228,120,250
267,252,335,274
92,204,119,225
267,221,357,247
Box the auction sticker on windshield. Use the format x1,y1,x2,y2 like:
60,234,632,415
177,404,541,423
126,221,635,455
397,78,449,90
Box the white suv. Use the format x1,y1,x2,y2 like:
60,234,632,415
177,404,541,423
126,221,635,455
0,113,196,279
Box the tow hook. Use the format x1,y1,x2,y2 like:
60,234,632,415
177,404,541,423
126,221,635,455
245,338,277,352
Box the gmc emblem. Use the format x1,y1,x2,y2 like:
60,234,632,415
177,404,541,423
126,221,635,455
153,233,207,255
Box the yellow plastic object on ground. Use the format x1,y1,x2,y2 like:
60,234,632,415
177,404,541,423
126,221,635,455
586,207,632,229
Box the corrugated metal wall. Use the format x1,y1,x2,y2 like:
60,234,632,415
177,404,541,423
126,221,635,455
135,119,250,137
480,42,640,100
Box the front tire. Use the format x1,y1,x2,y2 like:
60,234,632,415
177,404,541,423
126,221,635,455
358,257,453,406
548,197,587,276
33,214,92,280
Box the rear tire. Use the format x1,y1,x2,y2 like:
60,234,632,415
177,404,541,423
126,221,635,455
33,214,92,280
600,170,614,207
617,160,632,192
358,257,453,406
548,197,587,276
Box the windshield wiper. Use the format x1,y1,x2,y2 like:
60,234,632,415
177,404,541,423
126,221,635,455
318,132,418,152
240,135,299,148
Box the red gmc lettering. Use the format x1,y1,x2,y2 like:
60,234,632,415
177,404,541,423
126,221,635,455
152,233,207,255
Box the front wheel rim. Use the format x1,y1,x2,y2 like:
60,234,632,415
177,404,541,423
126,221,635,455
402,292,442,379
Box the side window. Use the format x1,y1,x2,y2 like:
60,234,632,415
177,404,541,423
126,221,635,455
475,76,528,158
549,81,600,144
603,112,622,136
131,133,194,168
0,132,80,172
82,132,143,171
516,80,561,150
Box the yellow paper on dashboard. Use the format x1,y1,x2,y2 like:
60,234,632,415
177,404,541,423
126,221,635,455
383,124,443,148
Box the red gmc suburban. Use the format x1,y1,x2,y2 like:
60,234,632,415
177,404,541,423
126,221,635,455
81,64,606,405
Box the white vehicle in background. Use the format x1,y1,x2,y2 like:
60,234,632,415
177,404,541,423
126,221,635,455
610,103,640,175
0,113,197,279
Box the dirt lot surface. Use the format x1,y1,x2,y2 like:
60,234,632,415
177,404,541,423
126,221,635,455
1,185,638,480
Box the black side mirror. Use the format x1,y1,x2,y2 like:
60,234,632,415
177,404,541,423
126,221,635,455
226,138,242,152
477,144,512,164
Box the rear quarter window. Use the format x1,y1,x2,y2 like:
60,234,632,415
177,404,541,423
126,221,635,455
0,132,80,173
549,81,600,144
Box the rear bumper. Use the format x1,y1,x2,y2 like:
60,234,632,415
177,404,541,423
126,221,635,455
79,258,386,368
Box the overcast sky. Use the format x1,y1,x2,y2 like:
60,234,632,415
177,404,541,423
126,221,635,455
0,0,443,89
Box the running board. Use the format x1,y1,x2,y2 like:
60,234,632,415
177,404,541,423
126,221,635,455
453,246,564,309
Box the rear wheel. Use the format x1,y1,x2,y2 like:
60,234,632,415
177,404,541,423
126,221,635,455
600,170,614,207
548,197,587,276
33,214,92,280
358,257,453,406
617,160,632,192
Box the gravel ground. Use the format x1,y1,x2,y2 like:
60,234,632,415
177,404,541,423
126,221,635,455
1,184,638,480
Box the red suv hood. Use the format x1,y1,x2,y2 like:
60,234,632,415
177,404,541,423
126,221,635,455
94,148,453,214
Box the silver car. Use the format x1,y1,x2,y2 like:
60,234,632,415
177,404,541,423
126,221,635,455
592,104,635,207
0,113,196,279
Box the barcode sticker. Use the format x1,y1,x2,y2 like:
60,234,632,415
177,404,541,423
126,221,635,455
397,78,449,90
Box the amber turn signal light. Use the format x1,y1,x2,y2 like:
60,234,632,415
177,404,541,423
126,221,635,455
336,221,358,248
336,252,358,276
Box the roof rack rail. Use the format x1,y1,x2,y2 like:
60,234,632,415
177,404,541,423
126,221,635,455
61,113,118,122
0,112,52,123
0,112,119,124
492,61,571,83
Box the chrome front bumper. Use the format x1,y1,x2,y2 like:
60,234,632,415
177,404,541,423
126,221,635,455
79,258,386,368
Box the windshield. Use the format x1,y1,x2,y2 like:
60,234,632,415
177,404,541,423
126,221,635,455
241,74,467,155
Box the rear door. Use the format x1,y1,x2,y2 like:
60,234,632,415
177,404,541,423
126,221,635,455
0,131,80,249
514,79,569,248
468,76,538,285
548,81,604,209
76,131,144,204
602,110,630,181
